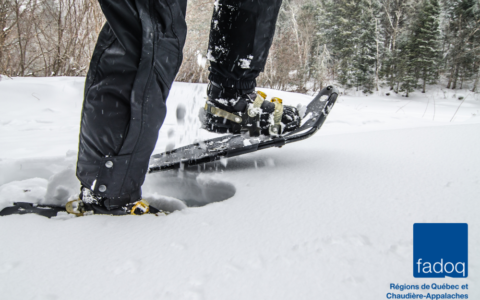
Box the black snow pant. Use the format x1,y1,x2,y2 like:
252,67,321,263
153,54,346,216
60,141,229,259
76,0,282,210
207,0,283,90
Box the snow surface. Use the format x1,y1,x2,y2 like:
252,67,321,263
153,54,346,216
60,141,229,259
0,77,479,299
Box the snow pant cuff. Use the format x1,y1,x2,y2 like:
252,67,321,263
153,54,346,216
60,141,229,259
77,154,141,210
208,72,256,90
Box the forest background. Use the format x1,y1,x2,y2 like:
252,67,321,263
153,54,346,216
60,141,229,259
1,0,479,96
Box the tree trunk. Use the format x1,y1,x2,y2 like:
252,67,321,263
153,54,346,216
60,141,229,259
446,66,453,89
472,69,479,92
422,68,426,93
54,1,64,76
14,0,25,76
0,0,6,73
452,64,459,90
460,66,464,89
375,18,379,92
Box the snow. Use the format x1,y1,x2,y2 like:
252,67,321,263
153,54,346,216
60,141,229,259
239,58,251,69
0,77,479,299
206,49,216,62
239,55,254,69
197,53,207,68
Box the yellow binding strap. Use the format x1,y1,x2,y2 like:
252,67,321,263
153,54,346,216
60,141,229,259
204,102,243,124
248,94,265,117
257,90,267,99
131,199,150,215
269,100,284,135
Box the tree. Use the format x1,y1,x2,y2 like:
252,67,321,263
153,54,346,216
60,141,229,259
443,0,480,89
378,0,415,91
322,0,380,93
410,0,441,93
353,0,381,93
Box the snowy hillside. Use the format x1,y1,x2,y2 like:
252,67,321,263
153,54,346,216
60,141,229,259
0,77,479,299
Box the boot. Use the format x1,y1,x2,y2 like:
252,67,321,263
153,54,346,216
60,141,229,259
201,81,300,137
66,187,164,216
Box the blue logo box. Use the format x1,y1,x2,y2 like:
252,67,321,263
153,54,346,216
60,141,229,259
413,223,468,278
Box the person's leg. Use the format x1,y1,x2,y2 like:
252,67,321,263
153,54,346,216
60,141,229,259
76,0,187,212
203,0,300,136
207,0,283,89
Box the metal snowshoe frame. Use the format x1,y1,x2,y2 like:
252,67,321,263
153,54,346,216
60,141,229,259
149,85,339,173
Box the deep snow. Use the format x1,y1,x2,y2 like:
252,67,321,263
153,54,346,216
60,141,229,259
0,77,479,299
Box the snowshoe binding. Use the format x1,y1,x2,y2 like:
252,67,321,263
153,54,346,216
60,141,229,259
65,188,165,217
201,81,300,137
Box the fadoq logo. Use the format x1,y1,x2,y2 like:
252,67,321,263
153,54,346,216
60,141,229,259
413,223,468,278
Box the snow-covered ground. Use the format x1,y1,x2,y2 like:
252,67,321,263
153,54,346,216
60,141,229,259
0,77,479,299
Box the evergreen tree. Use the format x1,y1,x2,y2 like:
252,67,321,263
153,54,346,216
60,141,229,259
353,0,381,93
443,0,480,89
303,1,331,90
321,0,355,89
397,40,416,96
322,0,380,93
410,0,442,93
378,0,415,92
397,0,441,96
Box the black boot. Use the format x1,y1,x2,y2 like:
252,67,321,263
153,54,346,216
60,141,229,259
66,187,161,216
201,81,301,136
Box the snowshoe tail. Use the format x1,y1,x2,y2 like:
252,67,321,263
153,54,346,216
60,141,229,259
0,202,67,218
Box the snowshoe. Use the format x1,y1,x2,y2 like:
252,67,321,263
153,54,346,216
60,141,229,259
201,81,301,136
150,85,338,172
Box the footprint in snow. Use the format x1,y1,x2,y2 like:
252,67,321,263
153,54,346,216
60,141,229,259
143,171,236,207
